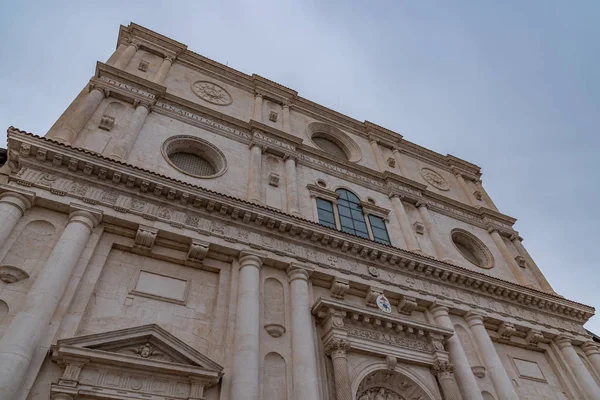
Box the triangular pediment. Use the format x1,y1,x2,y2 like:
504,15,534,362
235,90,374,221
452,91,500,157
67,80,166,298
54,324,222,374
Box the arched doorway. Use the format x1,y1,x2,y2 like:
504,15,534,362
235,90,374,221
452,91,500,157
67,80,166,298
356,370,433,400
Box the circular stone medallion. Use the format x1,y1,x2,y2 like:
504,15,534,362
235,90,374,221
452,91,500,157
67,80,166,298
191,81,232,106
421,167,450,191
376,294,392,314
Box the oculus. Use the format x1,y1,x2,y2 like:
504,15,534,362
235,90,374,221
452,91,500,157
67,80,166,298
307,121,362,162
162,136,227,178
421,167,450,191
451,229,494,269
191,81,232,106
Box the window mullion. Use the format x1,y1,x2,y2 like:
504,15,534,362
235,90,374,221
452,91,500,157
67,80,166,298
332,200,342,231
365,213,375,241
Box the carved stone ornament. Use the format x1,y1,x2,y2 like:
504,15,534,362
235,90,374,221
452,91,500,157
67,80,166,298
471,365,486,378
356,370,430,400
134,225,158,252
324,338,350,356
387,157,396,168
269,111,278,122
385,355,397,370
413,221,425,235
431,360,454,376
51,324,223,400
498,322,516,341
421,167,450,191
0,265,29,283
368,266,380,277
264,323,286,338
191,81,232,106
526,329,543,347
330,277,350,299
397,296,417,316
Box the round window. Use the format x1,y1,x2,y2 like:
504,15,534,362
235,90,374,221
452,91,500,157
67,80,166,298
451,229,494,269
162,136,227,178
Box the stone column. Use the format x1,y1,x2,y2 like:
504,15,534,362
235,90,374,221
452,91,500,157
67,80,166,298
284,155,300,216
432,361,463,400
0,191,33,247
390,194,420,252
113,41,139,69
153,55,174,85
106,43,127,66
465,313,519,400
109,103,150,161
511,235,555,293
430,305,483,400
253,92,263,122
476,180,498,211
230,251,264,400
556,336,600,399
50,87,105,145
288,264,320,400
454,172,478,207
416,201,447,260
582,342,600,377
0,205,101,400
247,143,263,204
369,137,386,172
488,228,530,286
282,102,291,133
392,147,410,177
325,339,352,400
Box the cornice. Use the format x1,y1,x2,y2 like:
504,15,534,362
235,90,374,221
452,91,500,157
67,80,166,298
5,128,595,326
252,74,297,103
118,23,187,56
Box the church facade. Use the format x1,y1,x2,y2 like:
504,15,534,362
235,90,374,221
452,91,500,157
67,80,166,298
0,23,598,400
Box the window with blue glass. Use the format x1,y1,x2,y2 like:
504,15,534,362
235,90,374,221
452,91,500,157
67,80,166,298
316,198,336,229
315,189,392,244
335,189,369,238
368,215,391,245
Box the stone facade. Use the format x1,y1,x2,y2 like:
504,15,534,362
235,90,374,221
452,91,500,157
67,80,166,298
0,22,597,400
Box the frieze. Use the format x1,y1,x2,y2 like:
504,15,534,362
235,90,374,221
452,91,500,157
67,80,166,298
155,101,251,142
7,138,594,336
347,326,431,353
98,76,156,100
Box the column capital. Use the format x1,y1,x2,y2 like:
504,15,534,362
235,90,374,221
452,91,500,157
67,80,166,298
238,249,266,269
582,341,600,356
324,338,351,358
283,153,297,162
431,360,454,376
368,135,379,145
248,140,267,152
254,91,264,99
68,203,103,230
429,302,452,318
415,199,430,209
464,311,485,327
555,334,575,349
282,101,292,110
287,263,313,282
0,188,35,213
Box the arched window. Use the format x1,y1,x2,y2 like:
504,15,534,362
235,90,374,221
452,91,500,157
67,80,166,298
313,136,347,160
335,189,369,238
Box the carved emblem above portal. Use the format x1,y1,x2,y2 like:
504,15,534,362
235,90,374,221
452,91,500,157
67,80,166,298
191,81,233,106
420,167,450,191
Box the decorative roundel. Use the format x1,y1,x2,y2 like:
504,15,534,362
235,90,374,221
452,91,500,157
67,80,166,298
421,167,450,191
191,81,232,106
376,294,392,314
451,228,494,269
162,136,227,179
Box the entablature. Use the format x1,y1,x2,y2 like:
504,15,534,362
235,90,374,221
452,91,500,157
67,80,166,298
116,23,485,184
80,64,517,232
5,129,594,334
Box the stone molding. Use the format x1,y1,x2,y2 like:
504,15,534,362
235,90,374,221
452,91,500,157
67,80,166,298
51,324,222,400
61,61,515,231
0,184,35,212
314,298,453,365
5,133,595,337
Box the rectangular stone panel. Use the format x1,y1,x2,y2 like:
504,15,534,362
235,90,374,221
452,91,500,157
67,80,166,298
513,357,546,382
132,270,188,304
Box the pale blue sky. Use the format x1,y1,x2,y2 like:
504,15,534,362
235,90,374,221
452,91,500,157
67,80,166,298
1,1,598,332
